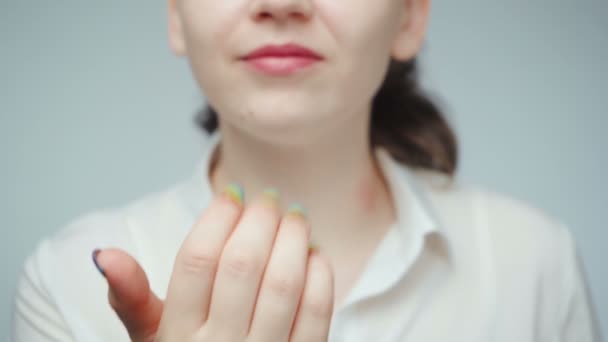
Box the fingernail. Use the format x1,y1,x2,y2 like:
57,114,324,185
261,187,281,208
308,242,319,254
92,249,106,278
287,202,308,220
222,182,244,207
287,203,311,241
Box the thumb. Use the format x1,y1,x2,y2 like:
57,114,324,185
93,248,164,342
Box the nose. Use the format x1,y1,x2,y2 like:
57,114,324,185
249,0,313,23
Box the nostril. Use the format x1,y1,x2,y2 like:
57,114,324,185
255,9,308,22
255,12,276,22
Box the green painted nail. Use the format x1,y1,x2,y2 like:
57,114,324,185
263,187,280,200
287,202,308,219
222,182,244,206
261,188,281,207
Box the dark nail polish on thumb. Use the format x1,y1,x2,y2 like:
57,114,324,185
92,249,106,278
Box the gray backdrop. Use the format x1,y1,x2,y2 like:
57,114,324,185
2,1,606,338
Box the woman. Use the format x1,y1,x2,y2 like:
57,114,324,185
11,0,601,341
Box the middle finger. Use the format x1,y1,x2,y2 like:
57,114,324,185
204,189,282,338
248,204,310,341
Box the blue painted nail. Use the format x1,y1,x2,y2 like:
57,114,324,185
287,202,308,219
222,182,245,207
92,249,106,278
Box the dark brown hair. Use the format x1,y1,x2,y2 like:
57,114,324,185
195,57,458,176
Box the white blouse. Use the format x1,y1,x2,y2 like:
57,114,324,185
11,131,602,341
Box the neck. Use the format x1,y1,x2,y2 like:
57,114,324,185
207,110,396,251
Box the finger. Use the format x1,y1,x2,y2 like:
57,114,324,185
203,189,282,339
160,183,244,334
93,248,163,342
248,206,310,341
289,250,335,342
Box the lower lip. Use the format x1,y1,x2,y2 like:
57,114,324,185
242,56,321,76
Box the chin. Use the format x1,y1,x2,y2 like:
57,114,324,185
239,100,316,127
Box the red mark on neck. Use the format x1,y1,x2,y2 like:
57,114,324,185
357,177,379,213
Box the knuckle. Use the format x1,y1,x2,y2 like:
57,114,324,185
177,248,218,276
301,295,333,319
264,272,302,298
222,249,263,279
193,325,243,342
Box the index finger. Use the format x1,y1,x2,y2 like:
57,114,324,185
160,183,244,335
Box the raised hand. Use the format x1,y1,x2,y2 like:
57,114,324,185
93,185,335,342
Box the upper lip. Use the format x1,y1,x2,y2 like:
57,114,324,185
241,43,323,60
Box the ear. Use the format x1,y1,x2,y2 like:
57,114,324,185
391,0,430,61
167,0,186,56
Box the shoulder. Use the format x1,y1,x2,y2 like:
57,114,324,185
49,181,194,256
36,180,201,287
406,167,579,284
408,170,602,338
13,181,199,339
410,168,571,246
26,180,195,277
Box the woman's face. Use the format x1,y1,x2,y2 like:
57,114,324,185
168,0,428,143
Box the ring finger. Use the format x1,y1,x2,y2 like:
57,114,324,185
203,189,282,338
248,205,310,341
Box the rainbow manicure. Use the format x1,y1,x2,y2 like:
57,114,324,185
287,202,308,220
222,182,244,207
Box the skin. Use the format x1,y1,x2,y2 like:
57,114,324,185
96,0,430,340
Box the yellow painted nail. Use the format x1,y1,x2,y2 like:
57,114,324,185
261,187,280,207
222,182,244,207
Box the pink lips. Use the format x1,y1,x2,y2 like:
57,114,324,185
240,43,323,76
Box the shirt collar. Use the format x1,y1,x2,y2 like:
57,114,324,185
374,147,449,244
332,146,451,309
